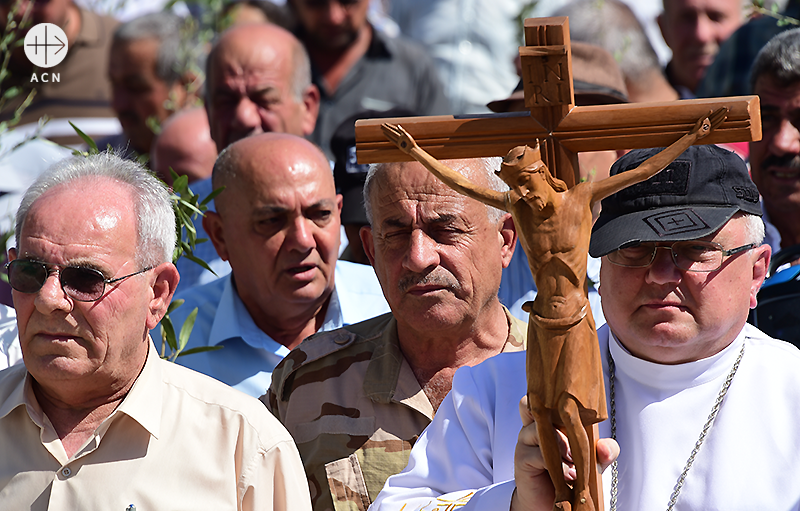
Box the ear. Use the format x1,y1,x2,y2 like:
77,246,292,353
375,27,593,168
146,262,180,330
498,213,517,269
301,84,321,137
203,211,230,261
749,244,772,309
7,247,16,262
360,225,376,266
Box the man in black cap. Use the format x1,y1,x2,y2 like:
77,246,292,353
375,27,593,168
369,142,800,511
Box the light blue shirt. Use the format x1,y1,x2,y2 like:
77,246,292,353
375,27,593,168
161,260,390,397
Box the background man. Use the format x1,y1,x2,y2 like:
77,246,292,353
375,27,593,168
371,144,800,510
0,152,311,510
748,28,800,254
266,157,526,511
179,22,319,291
105,12,201,158
287,0,451,157
168,133,388,398
554,0,679,104
657,0,744,97
150,106,217,185
205,22,320,152
0,0,120,145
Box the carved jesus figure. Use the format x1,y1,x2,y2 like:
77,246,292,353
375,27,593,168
381,106,726,511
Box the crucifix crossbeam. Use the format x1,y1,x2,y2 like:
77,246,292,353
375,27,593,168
354,17,761,188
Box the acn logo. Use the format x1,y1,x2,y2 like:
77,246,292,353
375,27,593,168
24,23,68,69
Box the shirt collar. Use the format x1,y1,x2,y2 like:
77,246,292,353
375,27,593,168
114,344,162,439
363,306,523,409
608,327,746,390
208,273,342,351
0,344,163,440
0,365,32,422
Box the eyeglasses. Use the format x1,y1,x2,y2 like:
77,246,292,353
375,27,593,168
5,259,153,302
606,241,756,272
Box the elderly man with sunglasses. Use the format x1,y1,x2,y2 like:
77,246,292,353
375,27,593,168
0,153,312,510
371,144,800,511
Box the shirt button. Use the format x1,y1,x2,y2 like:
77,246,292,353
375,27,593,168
61,467,72,477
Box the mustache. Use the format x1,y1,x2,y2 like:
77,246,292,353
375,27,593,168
398,269,461,293
761,153,800,170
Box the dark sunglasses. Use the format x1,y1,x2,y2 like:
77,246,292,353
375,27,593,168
5,259,152,302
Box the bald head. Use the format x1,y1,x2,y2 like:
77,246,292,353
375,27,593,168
212,132,335,214
151,107,217,185
204,132,342,330
205,23,319,152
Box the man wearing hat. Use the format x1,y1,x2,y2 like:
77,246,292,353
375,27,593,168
370,142,800,510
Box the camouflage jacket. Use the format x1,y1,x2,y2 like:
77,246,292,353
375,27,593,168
263,309,527,511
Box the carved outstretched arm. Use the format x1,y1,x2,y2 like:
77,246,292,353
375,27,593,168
381,123,509,212
590,107,729,203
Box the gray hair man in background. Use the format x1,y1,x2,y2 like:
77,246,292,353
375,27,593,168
106,12,202,157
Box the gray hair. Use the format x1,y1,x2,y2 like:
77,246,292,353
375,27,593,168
15,152,176,267
750,28,800,92
554,0,660,82
740,212,766,246
363,157,508,225
114,12,199,86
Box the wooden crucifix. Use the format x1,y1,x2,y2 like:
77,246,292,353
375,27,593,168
354,17,760,188
355,16,761,511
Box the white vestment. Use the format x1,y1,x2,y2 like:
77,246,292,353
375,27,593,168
372,323,800,510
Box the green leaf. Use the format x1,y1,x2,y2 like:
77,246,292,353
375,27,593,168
69,122,99,153
177,198,204,216
166,298,185,315
172,173,190,195
160,316,178,352
177,307,198,352
183,252,218,276
177,345,224,357
200,186,225,206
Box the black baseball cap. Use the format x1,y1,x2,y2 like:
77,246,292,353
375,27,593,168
589,144,762,257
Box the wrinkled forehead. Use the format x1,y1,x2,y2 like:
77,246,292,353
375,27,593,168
370,162,484,223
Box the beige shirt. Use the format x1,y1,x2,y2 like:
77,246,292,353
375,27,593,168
0,345,312,511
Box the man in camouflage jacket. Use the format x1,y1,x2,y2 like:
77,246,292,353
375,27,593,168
264,157,528,511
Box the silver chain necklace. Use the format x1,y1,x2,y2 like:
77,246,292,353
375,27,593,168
608,341,745,511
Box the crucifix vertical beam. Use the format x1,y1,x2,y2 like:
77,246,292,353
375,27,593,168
521,17,578,187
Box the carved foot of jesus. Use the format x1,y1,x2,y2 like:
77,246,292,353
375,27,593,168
554,501,572,511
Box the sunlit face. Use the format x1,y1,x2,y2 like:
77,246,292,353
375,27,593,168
208,135,342,324
362,161,511,335
206,25,317,152
658,0,743,90
499,163,550,211
599,216,769,364
10,179,157,394
291,0,370,51
750,75,800,223
109,38,184,154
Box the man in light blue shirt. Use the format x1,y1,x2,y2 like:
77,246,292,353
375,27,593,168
165,133,389,397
